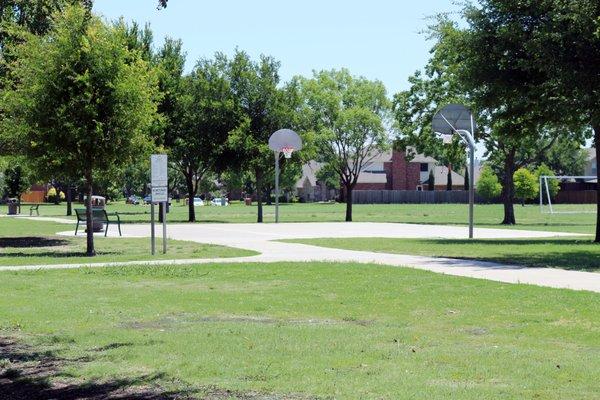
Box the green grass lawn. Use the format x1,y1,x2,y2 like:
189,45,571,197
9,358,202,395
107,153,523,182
0,262,598,399
0,219,256,267
286,237,600,272
1,201,596,234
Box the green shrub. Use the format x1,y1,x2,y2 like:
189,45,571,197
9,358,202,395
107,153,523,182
514,167,539,205
535,163,560,199
476,165,501,203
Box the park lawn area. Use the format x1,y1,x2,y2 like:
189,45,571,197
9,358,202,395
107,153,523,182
285,237,600,272
1,202,596,234
0,262,598,399
0,218,256,267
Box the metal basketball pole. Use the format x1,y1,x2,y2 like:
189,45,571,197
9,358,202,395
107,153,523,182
275,151,280,223
469,115,475,239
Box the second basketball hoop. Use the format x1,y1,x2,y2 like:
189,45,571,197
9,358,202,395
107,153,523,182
269,129,303,223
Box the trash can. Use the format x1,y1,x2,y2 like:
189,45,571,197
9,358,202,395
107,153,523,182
7,198,18,215
84,195,106,232
244,197,252,206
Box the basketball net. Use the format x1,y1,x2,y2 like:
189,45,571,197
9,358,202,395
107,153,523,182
281,147,294,159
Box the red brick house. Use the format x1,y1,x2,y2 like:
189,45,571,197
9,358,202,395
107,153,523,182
354,150,428,191
296,150,466,201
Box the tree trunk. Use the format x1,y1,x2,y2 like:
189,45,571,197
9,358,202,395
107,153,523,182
265,188,273,206
345,185,353,222
158,202,164,223
594,124,600,243
84,173,95,256
185,173,196,223
447,164,453,191
256,175,263,223
501,149,516,225
464,168,469,191
66,186,72,216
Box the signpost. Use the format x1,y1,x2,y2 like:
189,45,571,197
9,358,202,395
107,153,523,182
150,154,168,254
432,104,477,239
268,129,303,223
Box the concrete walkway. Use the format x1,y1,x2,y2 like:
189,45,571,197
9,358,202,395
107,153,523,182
2,219,599,292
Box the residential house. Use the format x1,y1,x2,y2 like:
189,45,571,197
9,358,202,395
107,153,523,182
296,149,467,202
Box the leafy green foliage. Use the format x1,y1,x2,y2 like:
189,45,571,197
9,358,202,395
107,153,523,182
534,164,560,199
163,51,239,222
476,165,501,202
316,162,340,192
298,69,390,221
2,163,29,199
1,5,159,255
541,139,589,176
513,168,539,204
227,50,301,222
393,22,468,174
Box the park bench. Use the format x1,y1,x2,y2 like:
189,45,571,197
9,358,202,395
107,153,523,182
75,208,122,237
29,204,40,216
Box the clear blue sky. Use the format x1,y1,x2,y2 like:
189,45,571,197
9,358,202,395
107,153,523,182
93,0,461,95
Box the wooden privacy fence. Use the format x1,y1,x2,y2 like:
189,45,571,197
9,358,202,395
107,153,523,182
554,191,597,204
353,190,484,204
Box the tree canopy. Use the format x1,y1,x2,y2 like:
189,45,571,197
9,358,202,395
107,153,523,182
1,4,159,255
299,69,390,221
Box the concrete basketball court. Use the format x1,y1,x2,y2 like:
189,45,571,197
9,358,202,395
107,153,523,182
1,220,588,293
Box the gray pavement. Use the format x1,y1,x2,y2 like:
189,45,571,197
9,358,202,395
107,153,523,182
2,219,599,292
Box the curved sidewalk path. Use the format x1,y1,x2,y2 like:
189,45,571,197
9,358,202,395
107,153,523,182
3,220,599,293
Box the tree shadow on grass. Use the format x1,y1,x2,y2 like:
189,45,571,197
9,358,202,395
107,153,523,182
427,239,600,272
0,251,120,259
0,338,196,399
0,337,308,400
0,237,70,248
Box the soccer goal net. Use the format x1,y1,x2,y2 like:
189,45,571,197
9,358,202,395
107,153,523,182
539,176,597,214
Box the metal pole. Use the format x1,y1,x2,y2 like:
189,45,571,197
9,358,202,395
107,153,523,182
539,176,543,211
150,202,155,255
162,201,167,254
468,116,475,239
469,143,475,239
275,151,280,223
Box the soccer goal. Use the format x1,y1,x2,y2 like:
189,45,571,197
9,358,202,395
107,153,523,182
539,175,597,214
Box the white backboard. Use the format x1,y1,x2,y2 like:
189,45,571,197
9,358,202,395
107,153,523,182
151,154,168,187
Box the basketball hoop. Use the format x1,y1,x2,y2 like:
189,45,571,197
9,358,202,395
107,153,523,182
281,147,294,159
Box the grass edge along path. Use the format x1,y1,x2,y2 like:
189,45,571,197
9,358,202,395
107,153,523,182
283,237,600,272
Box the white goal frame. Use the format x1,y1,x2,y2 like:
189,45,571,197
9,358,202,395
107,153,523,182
539,175,597,214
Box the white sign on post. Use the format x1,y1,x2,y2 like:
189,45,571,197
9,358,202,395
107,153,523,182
151,186,168,203
150,154,168,255
151,154,168,188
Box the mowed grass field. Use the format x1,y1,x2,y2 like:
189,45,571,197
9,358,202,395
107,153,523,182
1,201,596,234
1,263,599,399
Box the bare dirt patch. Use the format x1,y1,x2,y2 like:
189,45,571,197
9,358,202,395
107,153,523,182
121,314,374,331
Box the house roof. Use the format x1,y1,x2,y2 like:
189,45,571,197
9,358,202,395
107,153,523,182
429,166,465,186
296,160,321,189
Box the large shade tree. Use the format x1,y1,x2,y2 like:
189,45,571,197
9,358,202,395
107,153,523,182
393,55,468,192
227,50,300,223
299,69,391,221
527,0,600,241
434,6,588,225
168,53,240,222
0,0,93,155
1,5,159,255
